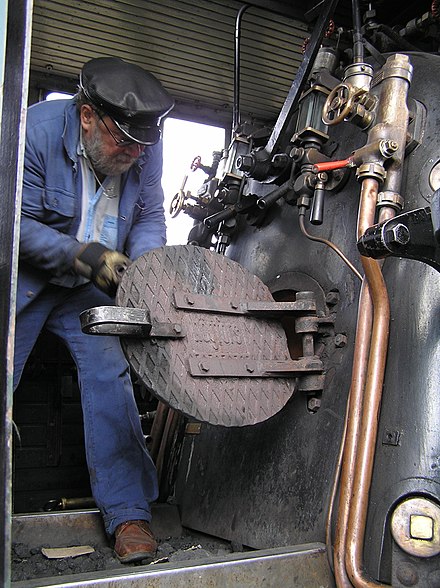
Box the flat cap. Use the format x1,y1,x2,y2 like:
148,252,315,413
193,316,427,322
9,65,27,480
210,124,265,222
80,56,174,144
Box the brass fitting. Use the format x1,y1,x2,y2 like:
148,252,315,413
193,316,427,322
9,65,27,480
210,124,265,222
355,162,387,183
391,496,440,558
376,190,404,211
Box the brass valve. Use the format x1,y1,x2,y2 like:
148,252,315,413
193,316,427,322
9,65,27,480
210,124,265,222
322,82,376,128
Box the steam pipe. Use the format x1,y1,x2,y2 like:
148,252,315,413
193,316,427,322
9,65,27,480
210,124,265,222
332,207,398,588
346,177,391,588
333,53,411,588
333,280,373,588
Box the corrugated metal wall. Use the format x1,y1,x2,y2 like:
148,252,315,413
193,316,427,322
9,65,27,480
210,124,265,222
30,0,309,124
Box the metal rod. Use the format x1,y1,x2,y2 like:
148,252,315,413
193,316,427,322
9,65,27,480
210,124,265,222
150,402,170,462
351,0,364,63
0,1,34,585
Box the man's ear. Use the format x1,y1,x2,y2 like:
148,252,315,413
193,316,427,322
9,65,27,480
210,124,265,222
80,104,95,131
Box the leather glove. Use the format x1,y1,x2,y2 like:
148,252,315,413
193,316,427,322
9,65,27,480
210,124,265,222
73,242,131,297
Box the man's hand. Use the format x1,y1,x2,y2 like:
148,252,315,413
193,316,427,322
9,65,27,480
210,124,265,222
74,242,131,297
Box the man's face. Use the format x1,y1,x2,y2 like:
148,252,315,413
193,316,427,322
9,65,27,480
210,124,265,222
80,105,145,176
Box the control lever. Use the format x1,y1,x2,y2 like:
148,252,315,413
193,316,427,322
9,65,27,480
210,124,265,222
204,206,236,229
310,174,327,225
256,181,293,210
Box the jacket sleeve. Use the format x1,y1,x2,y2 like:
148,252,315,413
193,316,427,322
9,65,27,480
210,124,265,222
124,141,167,260
19,121,83,276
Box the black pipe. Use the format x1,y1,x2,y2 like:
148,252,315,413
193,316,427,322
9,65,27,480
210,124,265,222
352,0,364,63
233,4,251,133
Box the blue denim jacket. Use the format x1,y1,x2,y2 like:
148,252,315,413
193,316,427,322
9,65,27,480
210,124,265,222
17,98,166,313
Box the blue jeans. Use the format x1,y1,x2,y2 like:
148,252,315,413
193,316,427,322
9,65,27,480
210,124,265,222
14,282,158,535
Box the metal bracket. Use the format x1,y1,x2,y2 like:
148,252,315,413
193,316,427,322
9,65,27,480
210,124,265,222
173,292,316,316
189,356,323,378
79,306,185,338
357,206,440,272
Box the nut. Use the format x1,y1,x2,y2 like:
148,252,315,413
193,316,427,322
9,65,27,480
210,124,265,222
307,397,321,412
236,154,254,172
326,291,339,306
335,334,348,348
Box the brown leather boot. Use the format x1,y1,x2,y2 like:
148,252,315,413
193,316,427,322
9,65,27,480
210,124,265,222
114,520,157,563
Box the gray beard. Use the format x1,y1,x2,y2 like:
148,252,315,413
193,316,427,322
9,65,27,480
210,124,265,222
83,127,139,176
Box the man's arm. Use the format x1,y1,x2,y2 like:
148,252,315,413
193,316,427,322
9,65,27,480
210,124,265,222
19,122,83,276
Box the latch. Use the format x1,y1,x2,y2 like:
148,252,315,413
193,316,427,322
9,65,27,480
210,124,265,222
80,306,185,338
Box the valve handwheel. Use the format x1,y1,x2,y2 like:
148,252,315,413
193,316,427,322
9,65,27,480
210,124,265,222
322,82,357,125
169,190,186,218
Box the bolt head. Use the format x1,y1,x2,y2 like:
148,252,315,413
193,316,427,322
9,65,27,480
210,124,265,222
388,223,410,246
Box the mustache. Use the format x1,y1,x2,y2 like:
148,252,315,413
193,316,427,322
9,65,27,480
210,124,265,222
83,128,140,176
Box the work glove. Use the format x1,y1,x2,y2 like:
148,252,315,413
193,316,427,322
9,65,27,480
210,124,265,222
73,242,131,297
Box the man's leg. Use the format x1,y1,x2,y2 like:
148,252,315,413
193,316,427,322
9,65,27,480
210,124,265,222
14,288,59,390
45,283,158,537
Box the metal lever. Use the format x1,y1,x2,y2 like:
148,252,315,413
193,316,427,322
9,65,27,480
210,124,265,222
204,206,236,229
256,181,292,210
310,178,326,225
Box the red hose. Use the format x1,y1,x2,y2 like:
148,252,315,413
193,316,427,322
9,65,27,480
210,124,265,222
313,158,353,172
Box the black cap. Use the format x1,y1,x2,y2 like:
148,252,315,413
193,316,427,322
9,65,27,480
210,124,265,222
80,57,174,145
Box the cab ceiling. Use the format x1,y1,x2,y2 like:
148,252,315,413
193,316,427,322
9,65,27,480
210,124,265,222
30,0,311,128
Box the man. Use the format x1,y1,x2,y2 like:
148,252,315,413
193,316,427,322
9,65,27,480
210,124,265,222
14,57,174,563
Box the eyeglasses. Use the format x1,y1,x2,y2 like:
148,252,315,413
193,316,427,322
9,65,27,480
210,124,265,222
93,110,137,147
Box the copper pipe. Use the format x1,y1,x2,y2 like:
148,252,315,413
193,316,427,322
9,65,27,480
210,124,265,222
333,181,395,588
345,178,391,588
377,206,395,224
298,213,363,282
333,53,410,588
333,280,372,588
